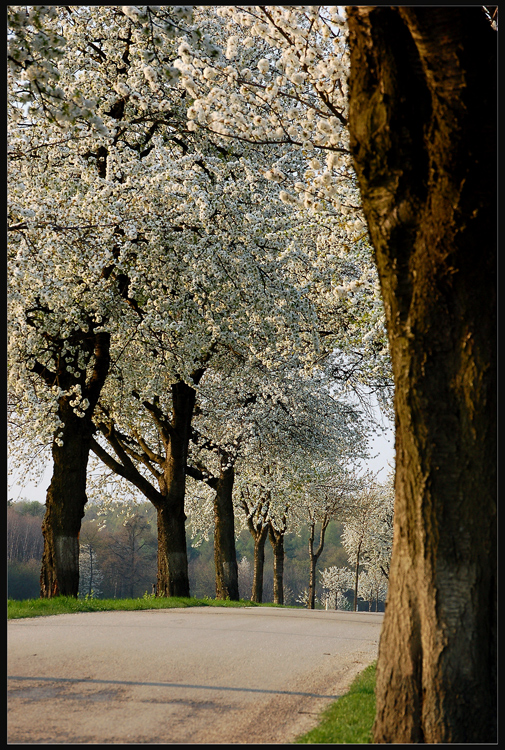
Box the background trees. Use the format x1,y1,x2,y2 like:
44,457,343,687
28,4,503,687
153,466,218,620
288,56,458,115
7,500,45,600
317,474,393,612
341,476,389,611
93,505,157,598
319,566,353,611
8,496,352,607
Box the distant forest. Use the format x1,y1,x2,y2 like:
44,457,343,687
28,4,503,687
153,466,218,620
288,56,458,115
7,499,378,609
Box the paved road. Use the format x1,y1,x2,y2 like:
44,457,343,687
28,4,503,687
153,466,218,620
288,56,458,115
8,606,383,744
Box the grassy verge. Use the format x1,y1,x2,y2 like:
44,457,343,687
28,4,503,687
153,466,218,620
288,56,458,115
7,595,275,619
295,661,377,744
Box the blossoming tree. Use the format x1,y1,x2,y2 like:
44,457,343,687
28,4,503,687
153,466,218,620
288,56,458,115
8,6,390,601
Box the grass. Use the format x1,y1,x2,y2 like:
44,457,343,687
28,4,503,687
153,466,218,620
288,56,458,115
295,661,377,744
8,596,377,743
7,594,274,619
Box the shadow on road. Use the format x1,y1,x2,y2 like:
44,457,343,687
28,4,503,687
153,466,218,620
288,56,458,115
8,674,340,699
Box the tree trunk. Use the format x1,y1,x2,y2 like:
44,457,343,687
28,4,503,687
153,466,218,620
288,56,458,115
346,7,496,742
307,518,329,609
268,522,285,605
155,501,189,598
40,332,110,598
92,374,204,598
352,541,362,612
251,524,268,603
307,524,316,609
213,461,239,600
155,379,198,598
40,405,93,598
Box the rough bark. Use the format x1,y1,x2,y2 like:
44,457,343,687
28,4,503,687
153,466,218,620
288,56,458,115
40,406,92,597
155,500,189,598
213,461,239,600
346,6,496,742
40,331,110,598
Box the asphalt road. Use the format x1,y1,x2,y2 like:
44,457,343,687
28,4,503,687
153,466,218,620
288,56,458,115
8,606,383,744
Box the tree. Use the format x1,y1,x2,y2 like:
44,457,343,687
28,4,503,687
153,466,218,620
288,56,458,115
346,6,497,743
358,568,387,612
78,543,103,599
319,566,353,610
239,487,270,603
237,555,253,600
8,5,391,601
296,589,318,609
292,464,360,610
268,515,287,605
342,476,383,612
7,5,320,598
186,443,240,601
362,473,394,583
7,5,184,597
8,192,113,598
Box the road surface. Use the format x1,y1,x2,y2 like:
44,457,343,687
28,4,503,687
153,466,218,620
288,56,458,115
8,606,383,744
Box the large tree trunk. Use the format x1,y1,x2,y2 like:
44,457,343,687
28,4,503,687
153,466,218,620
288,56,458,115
346,7,497,743
40,407,92,597
40,331,110,598
213,461,239,600
155,501,189,598
155,379,198,598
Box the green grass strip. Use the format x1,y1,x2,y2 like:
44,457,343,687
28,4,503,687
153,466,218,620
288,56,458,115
295,661,377,744
7,595,273,619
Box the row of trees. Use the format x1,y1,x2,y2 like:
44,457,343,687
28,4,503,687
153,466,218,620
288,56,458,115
8,5,391,605
321,475,393,611
8,489,392,609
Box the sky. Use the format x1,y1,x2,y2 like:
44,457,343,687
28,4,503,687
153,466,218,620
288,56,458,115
365,421,395,479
